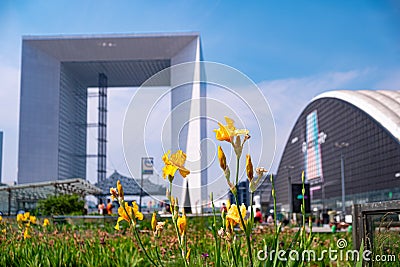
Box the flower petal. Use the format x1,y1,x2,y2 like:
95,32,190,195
178,167,190,178
170,150,187,167
162,164,179,179
162,150,171,164
136,212,144,221
214,123,231,142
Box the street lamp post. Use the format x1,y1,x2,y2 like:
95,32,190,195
283,165,295,222
321,180,338,223
335,142,349,221
140,160,144,212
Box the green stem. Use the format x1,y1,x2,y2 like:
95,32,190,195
155,239,164,267
270,174,282,265
230,246,239,267
133,227,159,267
272,177,278,234
169,182,182,244
250,192,254,231
233,156,253,267
235,157,240,185
301,174,306,247
169,181,189,267
211,195,221,267
121,204,159,266
184,233,188,265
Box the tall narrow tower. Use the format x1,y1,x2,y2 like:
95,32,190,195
0,131,3,183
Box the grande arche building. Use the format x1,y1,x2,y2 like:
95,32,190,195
17,33,207,212
275,90,400,216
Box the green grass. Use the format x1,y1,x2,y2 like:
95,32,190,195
0,216,369,267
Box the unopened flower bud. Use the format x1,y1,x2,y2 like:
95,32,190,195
246,154,254,182
218,227,225,238
151,212,157,232
218,146,227,171
110,187,118,201
117,180,124,200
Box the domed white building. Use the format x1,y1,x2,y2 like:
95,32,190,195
275,90,400,216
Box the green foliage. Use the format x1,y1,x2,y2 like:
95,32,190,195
38,194,85,215
0,216,375,267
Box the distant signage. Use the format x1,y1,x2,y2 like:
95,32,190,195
302,110,326,184
142,157,154,175
292,183,311,213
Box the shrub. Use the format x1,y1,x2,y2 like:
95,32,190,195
38,194,85,215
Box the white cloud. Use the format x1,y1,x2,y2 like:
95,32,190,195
258,69,372,172
373,69,400,90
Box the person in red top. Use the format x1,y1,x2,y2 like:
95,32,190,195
106,199,114,215
220,203,227,213
98,200,105,215
254,208,263,223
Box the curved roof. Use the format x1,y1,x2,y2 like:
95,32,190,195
95,171,166,196
313,90,400,142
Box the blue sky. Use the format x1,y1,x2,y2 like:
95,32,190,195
0,1,399,188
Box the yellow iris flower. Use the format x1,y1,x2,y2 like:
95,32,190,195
225,216,233,234
17,213,23,222
226,199,231,210
162,150,190,180
186,248,191,261
0,215,2,223
177,214,187,236
226,203,247,229
23,212,30,221
214,116,249,143
151,212,157,232
115,201,143,230
23,227,30,239
30,216,37,224
17,212,36,225
43,218,50,227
